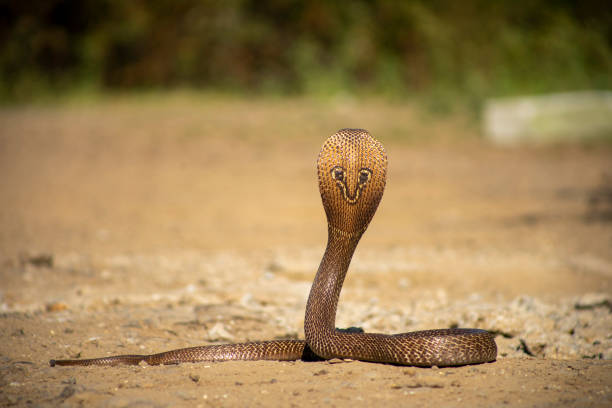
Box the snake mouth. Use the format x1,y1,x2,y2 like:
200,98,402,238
330,166,372,205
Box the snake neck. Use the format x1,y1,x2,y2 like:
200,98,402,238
304,225,362,345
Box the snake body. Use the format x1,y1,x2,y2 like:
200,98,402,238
50,129,496,368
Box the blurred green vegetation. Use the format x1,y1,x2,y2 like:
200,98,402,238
1,0,611,113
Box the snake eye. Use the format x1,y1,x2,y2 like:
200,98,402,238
331,167,345,182
358,168,372,184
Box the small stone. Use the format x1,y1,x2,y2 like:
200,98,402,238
46,302,68,312
58,385,76,399
266,261,283,273
403,368,417,377
19,252,53,268
176,391,195,400
207,323,234,341
11,329,25,337
575,293,611,311
189,374,200,383
327,358,352,364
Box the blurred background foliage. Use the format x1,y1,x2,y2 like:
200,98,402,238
1,0,611,113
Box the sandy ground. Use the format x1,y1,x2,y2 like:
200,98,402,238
0,96,611,407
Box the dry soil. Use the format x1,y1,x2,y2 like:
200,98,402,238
0,96,610,407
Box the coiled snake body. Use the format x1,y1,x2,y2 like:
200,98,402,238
50,129,497,368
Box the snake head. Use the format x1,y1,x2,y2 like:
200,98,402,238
317,129,387,236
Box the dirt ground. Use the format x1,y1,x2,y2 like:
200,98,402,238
0,95,611,407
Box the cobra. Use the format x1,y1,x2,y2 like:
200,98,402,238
50,128,497,367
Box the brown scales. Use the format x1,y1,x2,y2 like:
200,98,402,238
50,128,497,368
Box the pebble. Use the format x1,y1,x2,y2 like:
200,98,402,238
46,302,68,312
327,358,353,364
176,391,195,400
19,252,53,268
575,293,611,310
58,385,76,399
207,323,234,341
